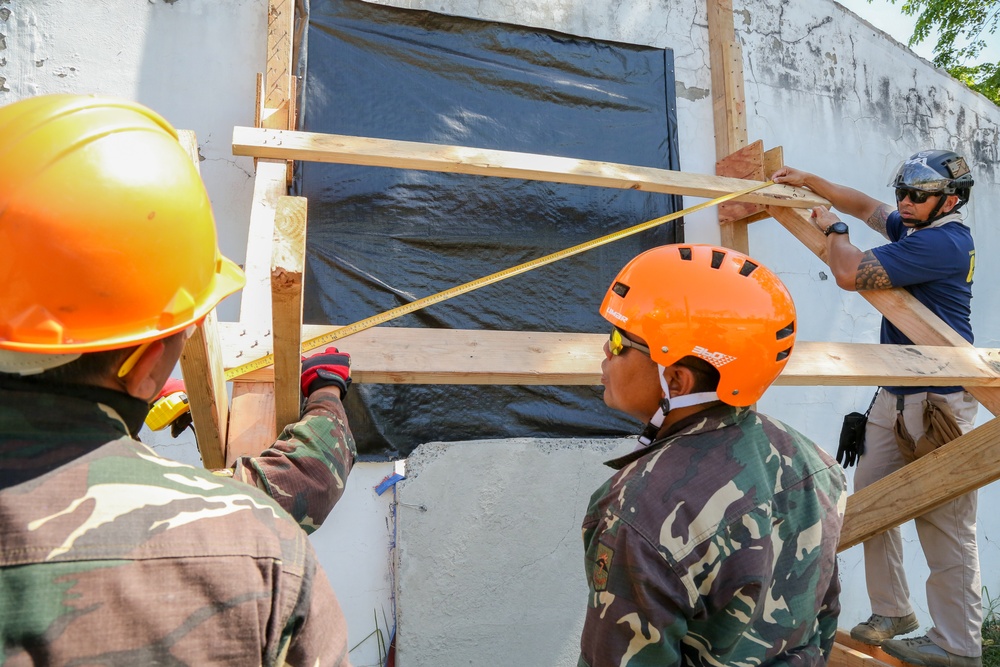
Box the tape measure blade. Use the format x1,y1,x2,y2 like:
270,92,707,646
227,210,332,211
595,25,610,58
226,180,772,381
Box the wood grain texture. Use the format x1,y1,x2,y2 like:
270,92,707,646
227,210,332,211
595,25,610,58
217,325,1000,388
175,130,228,468
232,126,828,209
270,196,307,436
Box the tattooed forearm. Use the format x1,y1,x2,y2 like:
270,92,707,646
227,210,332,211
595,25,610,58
855,251,893,290
865,204,891,238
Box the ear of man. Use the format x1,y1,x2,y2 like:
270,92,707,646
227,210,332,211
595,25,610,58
120,339,169,402
662,363,699,398
943,194,960,214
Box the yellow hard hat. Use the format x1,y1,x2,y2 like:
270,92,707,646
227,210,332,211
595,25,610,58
0,94,245,353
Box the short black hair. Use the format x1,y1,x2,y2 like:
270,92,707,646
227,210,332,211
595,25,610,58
677,356,721,394
32,348,133,385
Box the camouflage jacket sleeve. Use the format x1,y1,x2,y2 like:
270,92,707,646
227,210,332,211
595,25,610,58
229,391,356,534
578,521,690,666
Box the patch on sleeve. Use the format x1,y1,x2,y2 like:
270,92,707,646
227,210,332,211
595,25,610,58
594,543,614,591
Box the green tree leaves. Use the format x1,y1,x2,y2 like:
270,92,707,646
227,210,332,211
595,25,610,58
887,0,999,104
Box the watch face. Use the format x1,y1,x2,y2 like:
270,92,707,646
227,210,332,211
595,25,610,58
826,222,848,235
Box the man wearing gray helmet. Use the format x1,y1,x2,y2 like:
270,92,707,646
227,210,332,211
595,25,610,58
773,151,979,667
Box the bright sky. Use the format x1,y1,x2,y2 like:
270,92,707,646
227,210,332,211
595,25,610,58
834,0,1000,64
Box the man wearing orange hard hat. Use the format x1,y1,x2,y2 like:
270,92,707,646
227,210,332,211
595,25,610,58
578,244,846,667
0,94,354,665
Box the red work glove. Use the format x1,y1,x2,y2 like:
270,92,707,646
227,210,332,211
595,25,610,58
156,378,187,402
300,347,352,398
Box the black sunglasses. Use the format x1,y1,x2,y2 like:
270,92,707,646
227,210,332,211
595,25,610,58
895,188,940,204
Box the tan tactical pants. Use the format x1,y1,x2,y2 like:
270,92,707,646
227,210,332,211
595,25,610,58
854,389,981,657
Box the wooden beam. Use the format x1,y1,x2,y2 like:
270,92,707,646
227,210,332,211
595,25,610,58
227,384,277,465
265,0,294,129
241,0,297,329
707,0,747,159
217,325,1000,387
174,129,228,469
768,204,1000,416
179,311,228,469
715,141,785,227
829,633,900,667
261,100,292,130
224,0,297,459
240,160,288,331
716,140,765,224
833,631,907,667
232,126,829,210
708,0,750,252
271,196,308,435
227,168,283,452
839,415,1000,550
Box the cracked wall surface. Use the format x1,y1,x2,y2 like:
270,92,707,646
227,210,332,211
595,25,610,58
376,1,1000,663
2,1,998,665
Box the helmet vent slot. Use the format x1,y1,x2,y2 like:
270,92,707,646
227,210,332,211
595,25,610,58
612,282,630,297
710,250,726,269
678,247,693,261
739,260,758,277
775,321,795,340
776,348,791,362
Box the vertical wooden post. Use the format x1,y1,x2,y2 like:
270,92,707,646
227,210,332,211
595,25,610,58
707,0,750,253
228,0,298,459
175,129,229,469
271,196,308,434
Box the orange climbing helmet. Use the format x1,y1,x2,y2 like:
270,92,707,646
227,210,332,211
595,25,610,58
0,94,245,354
600,244,796,406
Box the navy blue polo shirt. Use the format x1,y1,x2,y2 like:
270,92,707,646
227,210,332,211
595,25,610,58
872,210,974,395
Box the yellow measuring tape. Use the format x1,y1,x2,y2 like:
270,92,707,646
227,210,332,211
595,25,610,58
225,180,775,381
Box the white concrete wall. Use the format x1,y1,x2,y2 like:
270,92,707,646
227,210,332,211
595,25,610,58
4,0,998,665
395,438,634,667
371,0,1000,662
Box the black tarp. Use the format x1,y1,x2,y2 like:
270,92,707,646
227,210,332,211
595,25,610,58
300,0,683,459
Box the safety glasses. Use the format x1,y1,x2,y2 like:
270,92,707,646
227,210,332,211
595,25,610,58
895,188,939,204
609,326,651,357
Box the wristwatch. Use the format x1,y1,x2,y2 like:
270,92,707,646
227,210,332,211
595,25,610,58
824,221,850,236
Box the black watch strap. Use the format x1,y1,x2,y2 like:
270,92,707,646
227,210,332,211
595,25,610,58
824,221,850,236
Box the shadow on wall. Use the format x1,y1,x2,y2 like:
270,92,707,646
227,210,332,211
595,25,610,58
138,0,266,323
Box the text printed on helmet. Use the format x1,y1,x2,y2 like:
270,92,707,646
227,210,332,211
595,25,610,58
693,346,737,366
605,307,629,324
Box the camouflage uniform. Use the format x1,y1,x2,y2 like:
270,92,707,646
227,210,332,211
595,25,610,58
0,376,352,666
228,390,357,534
579,404,846,667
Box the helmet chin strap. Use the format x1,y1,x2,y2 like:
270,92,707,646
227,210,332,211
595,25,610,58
911,197,964,228
636,364,719,447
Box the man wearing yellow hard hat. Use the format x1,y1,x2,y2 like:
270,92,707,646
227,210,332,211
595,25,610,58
0,94,355,665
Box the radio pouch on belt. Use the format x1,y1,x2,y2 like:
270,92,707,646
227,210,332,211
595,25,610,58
894,393,964,463
837,388,880,468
